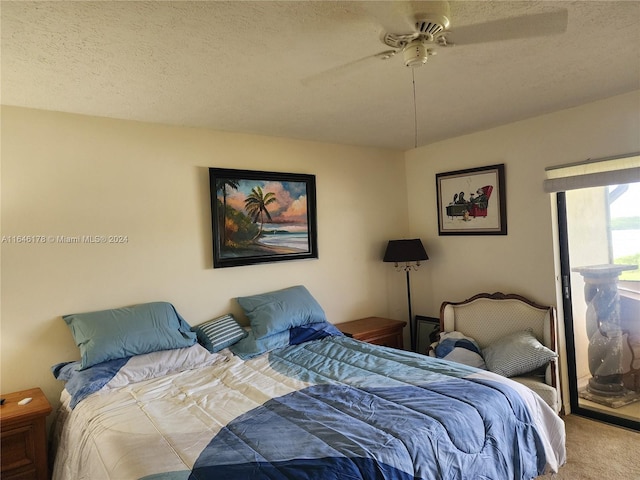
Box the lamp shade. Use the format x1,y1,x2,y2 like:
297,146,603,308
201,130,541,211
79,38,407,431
383,239,428,263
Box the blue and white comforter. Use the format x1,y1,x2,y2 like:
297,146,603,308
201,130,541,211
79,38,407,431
52,337,565,480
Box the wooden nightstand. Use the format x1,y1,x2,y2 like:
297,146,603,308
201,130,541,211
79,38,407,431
338,317,407,349
1,387,52,480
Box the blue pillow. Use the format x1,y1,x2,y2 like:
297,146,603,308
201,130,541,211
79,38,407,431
63,302,196,370
229,329,291,360
236,285,327,339
193,314,247,352
230,321,342,360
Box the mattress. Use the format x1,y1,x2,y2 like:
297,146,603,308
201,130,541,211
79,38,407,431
51,336,565,480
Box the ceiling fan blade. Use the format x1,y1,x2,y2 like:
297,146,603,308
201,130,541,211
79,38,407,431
358,1,420,35
445,9,568,45
301,50,397,87
300,2,452,87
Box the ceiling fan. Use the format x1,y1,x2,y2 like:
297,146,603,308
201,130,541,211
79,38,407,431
302,1,569,84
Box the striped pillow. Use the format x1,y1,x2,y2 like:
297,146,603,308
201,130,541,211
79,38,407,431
482,330,556,378
194,314,247,353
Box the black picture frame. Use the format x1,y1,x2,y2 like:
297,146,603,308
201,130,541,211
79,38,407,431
436,163,507,235
209,168,318,268
415,315,440,355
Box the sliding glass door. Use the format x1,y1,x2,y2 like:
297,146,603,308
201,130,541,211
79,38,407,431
558,182,640,430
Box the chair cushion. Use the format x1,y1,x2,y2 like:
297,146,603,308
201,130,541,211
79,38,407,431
511,375,559,413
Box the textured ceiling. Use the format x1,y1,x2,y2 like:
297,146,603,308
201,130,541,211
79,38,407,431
2,1,639,150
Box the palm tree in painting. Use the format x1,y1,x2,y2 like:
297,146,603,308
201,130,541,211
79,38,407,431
244,186,277,239
216,179,239,246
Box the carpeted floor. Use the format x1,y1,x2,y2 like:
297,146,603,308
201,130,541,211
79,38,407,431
536,414,640,479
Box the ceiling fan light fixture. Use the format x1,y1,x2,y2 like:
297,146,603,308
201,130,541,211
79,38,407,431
403,39,428,67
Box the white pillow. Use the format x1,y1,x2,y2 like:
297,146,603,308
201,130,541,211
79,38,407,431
435,331,486,369
442,347,487,369
104,343,226,389
435,331,482,355
482,330,556,378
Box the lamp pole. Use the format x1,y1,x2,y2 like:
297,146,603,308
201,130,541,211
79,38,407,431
405,267,415,352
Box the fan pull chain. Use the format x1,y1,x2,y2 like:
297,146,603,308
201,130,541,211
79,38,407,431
412,68,418,149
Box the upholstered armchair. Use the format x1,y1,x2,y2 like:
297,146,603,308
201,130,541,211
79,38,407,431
439,292,562,414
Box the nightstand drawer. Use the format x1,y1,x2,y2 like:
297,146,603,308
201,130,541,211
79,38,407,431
362,332,403,349
338,317,407,350
1,423,37,474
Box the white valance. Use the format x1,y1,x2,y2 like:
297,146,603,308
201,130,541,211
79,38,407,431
544,152,640,193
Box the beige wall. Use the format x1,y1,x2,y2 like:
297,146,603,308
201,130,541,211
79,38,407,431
404,90,640,412
0,106,408,408
2,91,639,416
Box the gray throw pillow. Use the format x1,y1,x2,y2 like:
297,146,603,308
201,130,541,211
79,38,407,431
482,330,556,377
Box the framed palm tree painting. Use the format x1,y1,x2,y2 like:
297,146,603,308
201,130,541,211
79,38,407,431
209,168,318,268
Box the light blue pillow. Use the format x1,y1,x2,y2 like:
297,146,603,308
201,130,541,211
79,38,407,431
230,321,342,359
236,285,327,339
229,329,291,360
63,302,196,370
193,314,247,352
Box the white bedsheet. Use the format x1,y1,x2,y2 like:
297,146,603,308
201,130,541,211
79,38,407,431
53,347,319,479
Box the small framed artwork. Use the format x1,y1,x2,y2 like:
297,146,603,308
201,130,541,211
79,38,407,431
209,168,318,268
416,316,440,355
436,163,507,235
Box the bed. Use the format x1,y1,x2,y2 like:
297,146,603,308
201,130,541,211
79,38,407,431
51,286,566,480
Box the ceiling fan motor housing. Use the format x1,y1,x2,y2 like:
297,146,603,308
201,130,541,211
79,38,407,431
385,2,452,65
415,8,451,37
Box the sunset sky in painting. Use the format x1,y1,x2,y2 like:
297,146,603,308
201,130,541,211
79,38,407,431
223,180,308,225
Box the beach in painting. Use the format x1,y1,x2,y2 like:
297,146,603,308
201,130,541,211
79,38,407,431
218,223,309,259
257,224,309,252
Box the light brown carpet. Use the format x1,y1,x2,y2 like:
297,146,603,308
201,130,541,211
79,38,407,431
536,414,640,479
